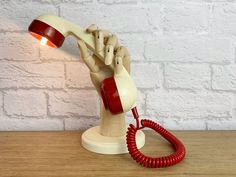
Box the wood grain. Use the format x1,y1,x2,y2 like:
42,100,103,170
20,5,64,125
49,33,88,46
0,131,235,177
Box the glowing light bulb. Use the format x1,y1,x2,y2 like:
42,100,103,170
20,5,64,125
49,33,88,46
40,37,48,46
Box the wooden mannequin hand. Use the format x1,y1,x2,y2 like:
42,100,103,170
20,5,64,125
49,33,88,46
77,24,131,95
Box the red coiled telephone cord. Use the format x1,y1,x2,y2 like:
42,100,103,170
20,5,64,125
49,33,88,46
126,107,186,168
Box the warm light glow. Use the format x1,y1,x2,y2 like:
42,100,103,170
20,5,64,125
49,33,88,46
40,37,48,46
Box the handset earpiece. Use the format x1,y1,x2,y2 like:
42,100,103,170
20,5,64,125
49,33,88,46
100,76,123,114
100,56,137,114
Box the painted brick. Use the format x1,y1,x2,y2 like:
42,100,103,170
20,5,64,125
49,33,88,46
98,0,137,4
4,90,47,117
60,4,150,32
207,120,236,130
66,62,93,88
145,3,162,32
0,62,64,89
162,3,209,33
48,90,99,117
212,3,236,36
119,33,152,61
163,119,207,130
212,65,236,91
131,63,160,89
0,1,57,31
146,90,233,119
0,33,39,61
145,36,233,64
0,92,2,117
165,64,211,90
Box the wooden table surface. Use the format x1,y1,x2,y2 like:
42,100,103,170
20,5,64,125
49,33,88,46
0,131,235,177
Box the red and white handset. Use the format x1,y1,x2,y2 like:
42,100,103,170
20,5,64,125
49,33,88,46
100,57,186,168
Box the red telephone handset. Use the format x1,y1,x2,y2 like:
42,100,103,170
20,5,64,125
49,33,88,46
100,62,186,168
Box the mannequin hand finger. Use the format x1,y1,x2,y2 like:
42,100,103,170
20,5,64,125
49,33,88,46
95,30,113,54
99,29,112,38
105,35,119,65
115,46,129,58
114,54,130,75
95,30,105,54
77,40,100,72
115,46,131,73
114,55,123,75
86,25,113,54
122,55,131,73
77,40,90,59
86,25,102,52
86,25,111,37
89,54,100,72
86,25,107,52
86,24,98,33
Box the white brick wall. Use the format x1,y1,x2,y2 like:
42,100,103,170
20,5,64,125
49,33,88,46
65,62,93,88
0,62,64,88
164,64,211,90
48,90,100,117
60,3,150,32
212,65,236,91
212,3,236,36
147,90,233,120
145,36,233,63
0,0,236,130
0,33,39,61
162,3,209,34
4,90,47,118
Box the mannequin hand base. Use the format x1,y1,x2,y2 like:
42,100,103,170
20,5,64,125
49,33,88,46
81,125,145,154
